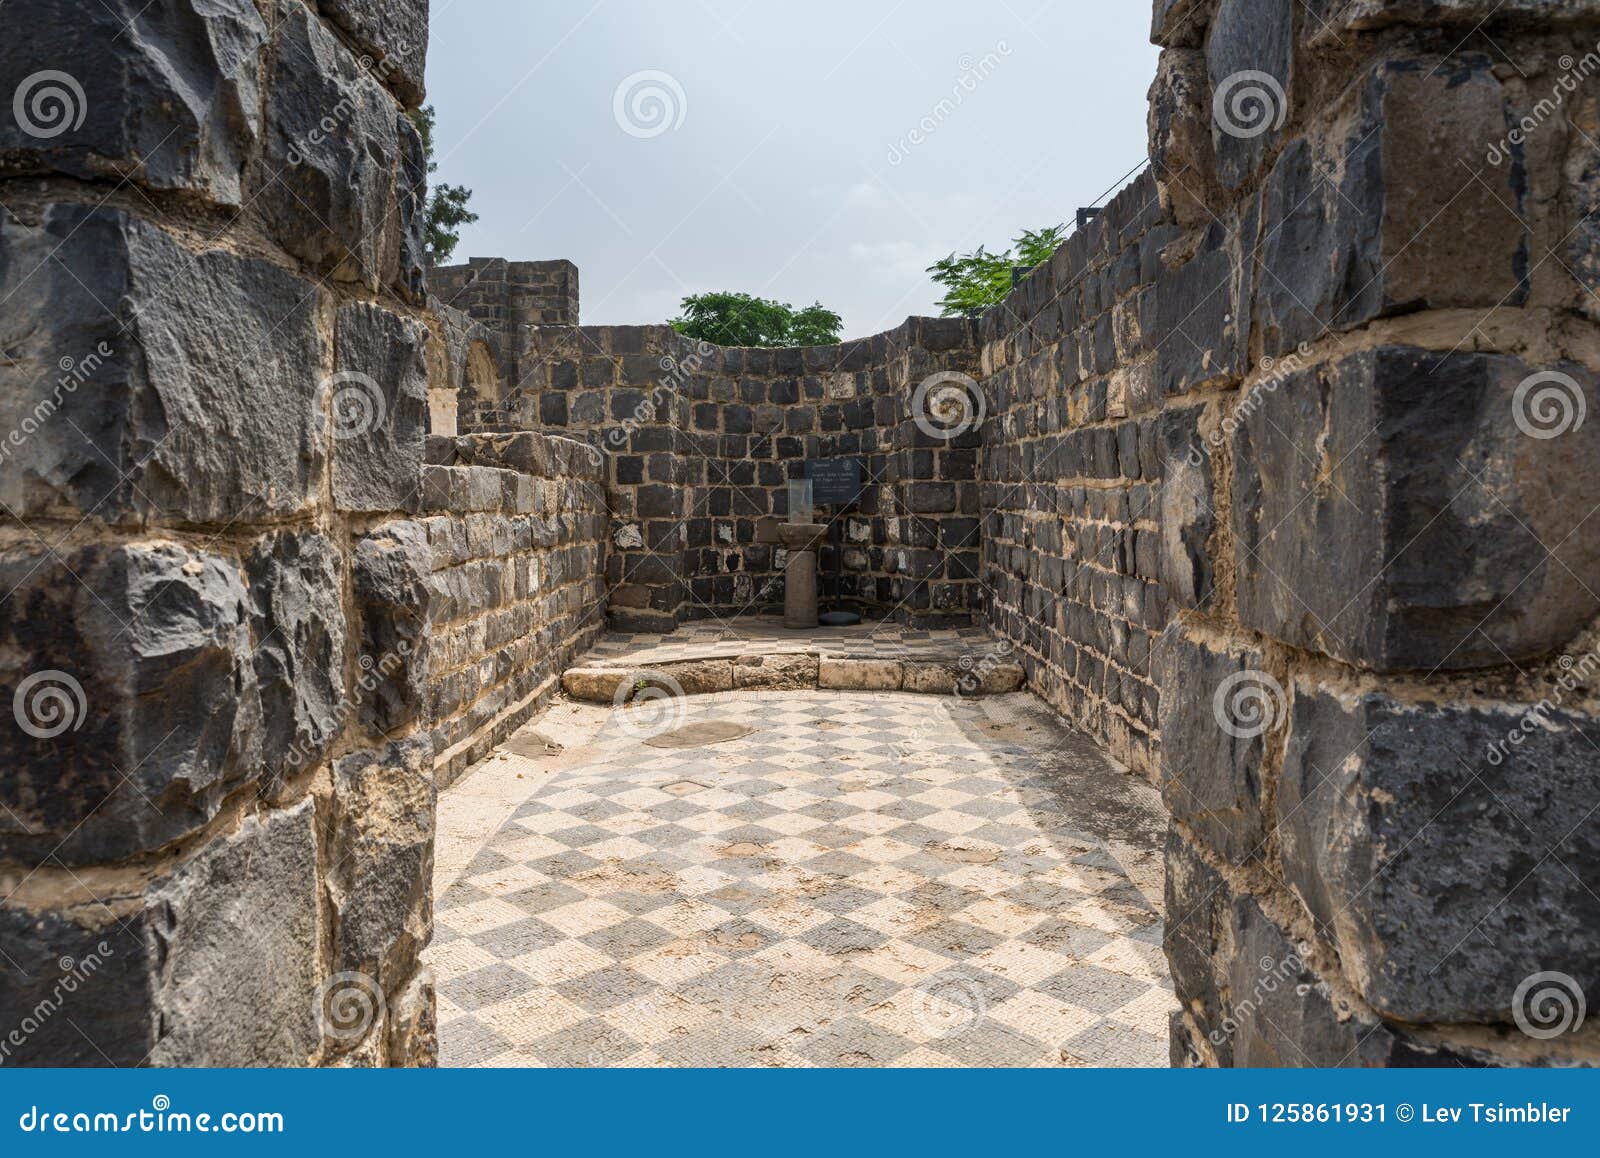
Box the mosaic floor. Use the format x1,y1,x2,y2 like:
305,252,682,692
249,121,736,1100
582,615,999,667
426,690,1174,1067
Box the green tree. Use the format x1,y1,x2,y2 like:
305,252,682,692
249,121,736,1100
410,105,479,267
670,291,843,347
927,224,1068,316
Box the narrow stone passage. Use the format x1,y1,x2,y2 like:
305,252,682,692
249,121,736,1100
426,690,1173,1067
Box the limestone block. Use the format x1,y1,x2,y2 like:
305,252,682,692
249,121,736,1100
819,658,904,691
731,654,818,690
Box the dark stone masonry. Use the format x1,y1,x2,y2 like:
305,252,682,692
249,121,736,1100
0,0,1596,1068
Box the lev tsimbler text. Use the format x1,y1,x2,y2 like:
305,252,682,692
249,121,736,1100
1225,1103,1574,1126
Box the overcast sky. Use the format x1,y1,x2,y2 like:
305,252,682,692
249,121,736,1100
425,1,1160,339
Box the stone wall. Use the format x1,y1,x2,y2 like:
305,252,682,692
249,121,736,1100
430,288,985,630
1021,0,1598,1067
420,432,607,786
0,0,438,1064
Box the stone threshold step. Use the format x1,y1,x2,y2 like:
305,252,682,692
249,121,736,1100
561,654,1025,702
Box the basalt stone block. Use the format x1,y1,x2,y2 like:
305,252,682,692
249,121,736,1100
396,111,428,300
246,530,347,789
0,903,154,1065
1152,0,1216,49
1256,55,1526,356
1154,626,1272,864
1277,681,1600,1024
0,0,267,204
145,799,323,1066
331,301,429,513
0,206,324,523
1154,210,1253,396
257,0,401,287
1232,348,1600,670
0,541,259,865
330,735,435,994
353,522,435,736
1165,832,1511,1067
1205,0,1294,190
316,0,429,106
1311,0,1600,32
1157,405,1216,609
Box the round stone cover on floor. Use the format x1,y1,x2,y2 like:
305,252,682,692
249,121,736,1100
642,719,755,749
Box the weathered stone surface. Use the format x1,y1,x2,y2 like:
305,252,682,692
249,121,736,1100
386,966,438,1066
353,521,435,736
819,657,904,691
1155,627,1274,864
656,659,734,695
903,661,959,695
332,301,430,513
0,541,259,864
1147,48,1221,226
1232,348,1600,670
562,667,634,702
397,112,429,300
1312,0,1600,31
1166,831,1523,1067
0,206,324,523
1256,56,1526,355
330,736,435,990
1277,681,1600,1024
731,654,818,690
256,0,402,286
316,0,429,106
1154,210,1253,397
0,0,267,203
1205,0,1294,190
1157,406,1216,609
247,531,347,789
146,799,322,1066
0,903,153,1065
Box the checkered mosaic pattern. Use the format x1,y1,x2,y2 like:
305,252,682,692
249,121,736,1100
427,692,1173,1067
582,616,997,667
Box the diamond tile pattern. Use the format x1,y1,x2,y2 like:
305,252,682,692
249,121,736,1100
582,616,998,667
427,691,1173,1067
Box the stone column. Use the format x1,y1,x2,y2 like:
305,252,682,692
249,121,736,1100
778,524,828,628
